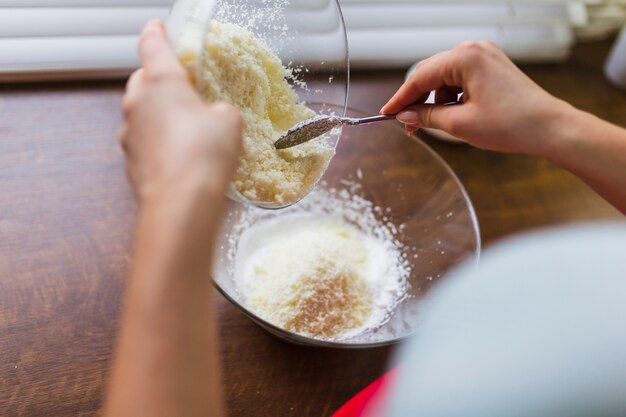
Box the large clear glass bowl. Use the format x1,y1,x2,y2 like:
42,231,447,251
166,0,349,209
213,106,481,348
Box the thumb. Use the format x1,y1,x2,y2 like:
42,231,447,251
396,104,463,132
138,20,185,78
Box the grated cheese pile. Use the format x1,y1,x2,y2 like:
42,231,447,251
179,20,334,206
232,196,410,341
240,218,373,338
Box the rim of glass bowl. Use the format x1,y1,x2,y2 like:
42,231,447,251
166,0,216,93
166,0,350,210
213,107,481,349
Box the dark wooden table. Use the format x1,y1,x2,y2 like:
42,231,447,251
1,40,623,417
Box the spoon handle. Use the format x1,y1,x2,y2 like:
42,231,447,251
349,114,397,125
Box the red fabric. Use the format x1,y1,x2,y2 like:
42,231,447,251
331,369,398,417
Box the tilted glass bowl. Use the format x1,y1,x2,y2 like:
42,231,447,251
166,0,349,209
213,106,481,348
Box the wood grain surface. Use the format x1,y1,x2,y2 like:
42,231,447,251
1,40,624,417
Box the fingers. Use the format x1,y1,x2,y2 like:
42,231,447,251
122,69,145,115
117,124,131,157
381,49,464,115
405,125,418,137
396,103,470,135
120,69,146,154
126,68,144,95
138,19,186,80
381,40,501,114
211,102,243,126
208,101,243,154
380,53,444,115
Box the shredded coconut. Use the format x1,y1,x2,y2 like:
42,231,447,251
228,182,411,341
238,218,373,338
178,20,334,206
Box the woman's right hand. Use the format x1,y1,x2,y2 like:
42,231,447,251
381,41,575,156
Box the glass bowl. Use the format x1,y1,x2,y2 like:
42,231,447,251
213,106,481,348
166,0,349,209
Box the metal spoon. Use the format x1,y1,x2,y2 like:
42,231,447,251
274,113,397,150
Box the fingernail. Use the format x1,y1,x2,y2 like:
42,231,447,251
397,110,419,125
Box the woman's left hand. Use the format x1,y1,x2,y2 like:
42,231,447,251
119,20,242,205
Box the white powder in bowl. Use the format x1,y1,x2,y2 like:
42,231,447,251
230,185,410,341
178,20,334,206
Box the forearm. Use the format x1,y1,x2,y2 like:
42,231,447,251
105,179,226,417
541,105,626,214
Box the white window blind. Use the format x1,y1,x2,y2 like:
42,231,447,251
0,0,608,81
340,1,587,69
0,1,173,81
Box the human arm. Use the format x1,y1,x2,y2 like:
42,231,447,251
381,41,626,213
103,20,241,417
